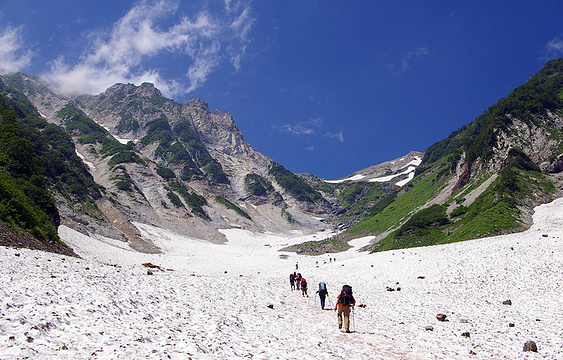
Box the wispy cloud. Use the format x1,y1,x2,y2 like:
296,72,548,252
401,47,429,72
325,131,344,143
41,0,254,96
275,117,344,144
0,26,33,73
276,117,323,136
545,36,563,58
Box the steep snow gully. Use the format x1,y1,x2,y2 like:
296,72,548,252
2,198,563,359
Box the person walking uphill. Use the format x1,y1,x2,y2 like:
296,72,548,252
301,277,308,297
289,272,296,290
334,285,355,333
316,282,329,309
295,273,301,290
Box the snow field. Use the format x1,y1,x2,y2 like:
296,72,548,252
1,198,563,358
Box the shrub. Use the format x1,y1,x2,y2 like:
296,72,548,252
244,173,274,196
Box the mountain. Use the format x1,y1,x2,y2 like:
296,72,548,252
2,58,563,256
334,58,563,252
0,74,336,254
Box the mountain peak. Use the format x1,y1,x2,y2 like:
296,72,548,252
101,82,162,99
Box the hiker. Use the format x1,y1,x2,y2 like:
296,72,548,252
295,273,301,290
334,285,355,333
289,272,296,290
295,262,299,270
301,277,308,297
316,282,329,309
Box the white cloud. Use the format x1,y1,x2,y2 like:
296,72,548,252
400,47,429,72
277,117,323,136
42,0,254,97
324,131,344,143
0,26,33,73
546,36,563,57
275,117,344,143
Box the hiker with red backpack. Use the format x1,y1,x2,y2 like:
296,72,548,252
316,282,329,309
334,285,355,333
300,277,308,297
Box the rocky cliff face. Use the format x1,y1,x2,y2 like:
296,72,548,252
3,74,336,252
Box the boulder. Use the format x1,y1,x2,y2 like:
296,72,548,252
523,340,537,352
436,314,447,322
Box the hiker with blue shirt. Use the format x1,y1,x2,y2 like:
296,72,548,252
316,282,329,309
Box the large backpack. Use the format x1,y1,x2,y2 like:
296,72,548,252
319,282,326,291
339,285,353,305
301,278,307,288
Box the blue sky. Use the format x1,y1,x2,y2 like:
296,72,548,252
1,1,563,179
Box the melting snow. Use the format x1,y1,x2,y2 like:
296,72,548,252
325,174,366,183
2,198,563,359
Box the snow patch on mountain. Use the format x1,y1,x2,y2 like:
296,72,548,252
325,152,423,186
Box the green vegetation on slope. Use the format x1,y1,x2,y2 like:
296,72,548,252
269,162,324,203
337,59,563,252
244,173,274,196
139,118,229,184
214,196,251,220
0,91,102,246
168,180,209,220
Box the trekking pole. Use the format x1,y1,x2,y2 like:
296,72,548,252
352,306,355,332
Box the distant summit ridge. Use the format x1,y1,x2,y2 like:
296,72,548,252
326,151,423,186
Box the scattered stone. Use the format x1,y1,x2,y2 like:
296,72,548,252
417,276,425,279
460,318,470,324
396,287,401,291
147,270,154,275
502,299,512,305
142,262,163,271
267,304,274,309
425,325,434,331
523,340,537,352
14,253,20,257
509,323,515,327
469,350,477,355
542,234,548,237
386,286,395,292
436,314,447,322
358,304,367,308
461,332,470,338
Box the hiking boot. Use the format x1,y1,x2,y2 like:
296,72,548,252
338,324,342,329
345,330,351,333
